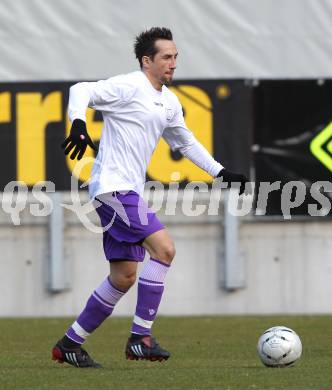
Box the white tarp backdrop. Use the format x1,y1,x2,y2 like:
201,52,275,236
1,0,332,81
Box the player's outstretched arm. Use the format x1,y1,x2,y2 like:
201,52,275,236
162,100,250,195
217,168,249,196
61,119,96,160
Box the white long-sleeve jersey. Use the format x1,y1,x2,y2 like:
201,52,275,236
68,70,223,198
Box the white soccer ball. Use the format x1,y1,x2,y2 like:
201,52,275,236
257,326,302,367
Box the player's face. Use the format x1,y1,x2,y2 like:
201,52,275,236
144,39,178,89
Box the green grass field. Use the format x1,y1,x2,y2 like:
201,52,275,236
1,316,332,390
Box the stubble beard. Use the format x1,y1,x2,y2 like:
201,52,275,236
161,75,173,86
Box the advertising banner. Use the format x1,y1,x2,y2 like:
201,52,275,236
0,80,252,190
253,80,332,216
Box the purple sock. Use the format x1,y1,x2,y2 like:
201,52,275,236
131,258,170,336
66,277,125,344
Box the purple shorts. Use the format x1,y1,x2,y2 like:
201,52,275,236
94,191,164,262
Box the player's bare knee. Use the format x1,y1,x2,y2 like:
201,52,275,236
111,272,136,291
166,244,176,262
156,244,176,264
124,272,137,288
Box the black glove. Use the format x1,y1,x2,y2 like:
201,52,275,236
217,168,249,195
61,119,96,160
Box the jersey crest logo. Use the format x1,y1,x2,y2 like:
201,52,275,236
165,108,173,121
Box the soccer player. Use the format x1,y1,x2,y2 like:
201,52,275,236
52,27,248,368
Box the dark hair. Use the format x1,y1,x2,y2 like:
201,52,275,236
134,27,173,68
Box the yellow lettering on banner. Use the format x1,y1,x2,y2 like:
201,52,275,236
17,92,62,185
66,108,103,184
147,85,213,183
0,92,11,122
